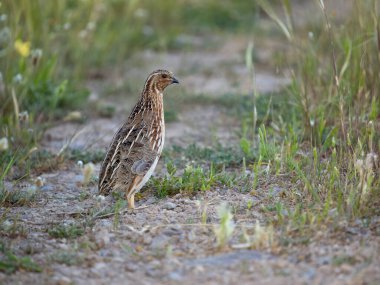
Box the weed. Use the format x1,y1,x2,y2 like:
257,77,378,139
249,221,275,249
258,125,277,161
166,143,245,168
0,188,38,207
151,163,216,197
113,199,127,230
48,223,85,239
0,217,27,238
213,202,235,248
82,162,95,186
49,251,83,266
252,0,380,224
332,254,359,266
0,245,41,274
153,161,242,198
78,191,90,202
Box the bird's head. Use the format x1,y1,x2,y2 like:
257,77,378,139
144,69,179,93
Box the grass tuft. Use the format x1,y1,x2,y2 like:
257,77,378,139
48,223,85,239
0,244,41,274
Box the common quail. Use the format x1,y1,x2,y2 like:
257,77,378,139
98,69,179,208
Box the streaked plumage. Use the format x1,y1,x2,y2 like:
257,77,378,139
98,69,179,208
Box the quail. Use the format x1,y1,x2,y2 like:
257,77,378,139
98,69,179,208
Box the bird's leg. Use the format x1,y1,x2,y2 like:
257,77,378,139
127,192,148,211
127,193,135,209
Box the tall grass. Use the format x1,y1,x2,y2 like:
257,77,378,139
256,0,379,221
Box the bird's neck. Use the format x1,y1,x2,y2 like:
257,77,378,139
140,88,164,116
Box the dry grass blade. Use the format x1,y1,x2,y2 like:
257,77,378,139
256,0,293,41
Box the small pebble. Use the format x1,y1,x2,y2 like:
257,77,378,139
163,201,177,210
52,276,72,285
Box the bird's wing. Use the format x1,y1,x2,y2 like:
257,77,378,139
98,109,157,195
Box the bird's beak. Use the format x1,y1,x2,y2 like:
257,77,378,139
171,77,179,84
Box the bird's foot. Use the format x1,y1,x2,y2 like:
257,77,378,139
131,205,149,210
125,204,148,215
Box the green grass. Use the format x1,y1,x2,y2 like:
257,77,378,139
251,0,380,230
49,251,83,266
165,143,246,168
150,162,244,198
0,244,41,274
48,223,85,239
0,187,38,207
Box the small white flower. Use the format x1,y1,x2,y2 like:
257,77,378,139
79,30,87,38
19,111,29,123
2,220,12,230
134,8,147,19
82,162,95,186
13,73,23,83
0,137,8,151
365,152,379,171
27,185,37,195
63,22,71,30
31,48,43,59
310,119,315,127
143,26,154,36
308,31,314,40
34,176,45,188
96,195,106,202
77,160,84,168
86,21,96,31
63,111,82,122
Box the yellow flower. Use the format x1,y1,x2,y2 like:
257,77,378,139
14,40,31,57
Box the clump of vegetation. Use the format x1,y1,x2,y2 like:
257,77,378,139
151,163,216,198
48,223,85,239
0,244,41,274
49,251,83,266
0,188,38,207
213,202,235,248
0,217,27,238
251,0,380,228
150,162,240,198
166,143,245,168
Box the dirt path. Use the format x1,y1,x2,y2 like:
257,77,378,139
2,28,380,285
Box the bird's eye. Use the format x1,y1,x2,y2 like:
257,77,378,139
162,74,168,79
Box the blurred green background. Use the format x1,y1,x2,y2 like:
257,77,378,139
0,0,258,121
